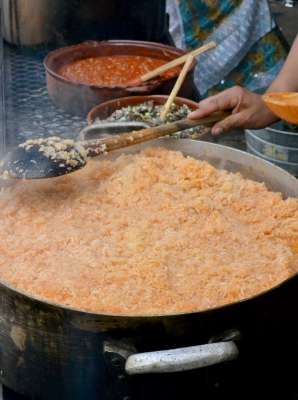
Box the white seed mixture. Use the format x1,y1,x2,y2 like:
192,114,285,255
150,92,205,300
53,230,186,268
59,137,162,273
20,137,87,168
95,101,210,139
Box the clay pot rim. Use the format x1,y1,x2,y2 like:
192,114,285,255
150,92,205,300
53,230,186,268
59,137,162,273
44,40,197,91
87,94,199,124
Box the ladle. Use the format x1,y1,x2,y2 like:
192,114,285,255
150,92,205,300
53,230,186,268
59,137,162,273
262,92,298,125
1,112,228,180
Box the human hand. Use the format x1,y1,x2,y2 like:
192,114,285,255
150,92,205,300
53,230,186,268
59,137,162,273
188,86,278,135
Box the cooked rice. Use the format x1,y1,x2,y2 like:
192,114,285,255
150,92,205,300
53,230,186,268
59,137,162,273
0,147,297,315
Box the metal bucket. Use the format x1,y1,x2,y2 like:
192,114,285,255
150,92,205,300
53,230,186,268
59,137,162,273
247,122,298,147
1,0,65,46
246,141,298,176
245,123,298,176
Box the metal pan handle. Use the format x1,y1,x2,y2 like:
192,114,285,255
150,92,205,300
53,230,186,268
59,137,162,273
125,341,238,375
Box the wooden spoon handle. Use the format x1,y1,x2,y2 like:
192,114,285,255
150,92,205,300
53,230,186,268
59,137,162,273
160,55,194,122
84,111,229,157
139,42,216,83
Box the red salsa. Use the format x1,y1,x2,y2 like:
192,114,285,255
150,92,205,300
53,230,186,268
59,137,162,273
58,55,181,86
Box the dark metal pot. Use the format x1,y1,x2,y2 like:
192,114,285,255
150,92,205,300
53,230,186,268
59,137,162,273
61,0,172,45
0,139,298,399
1,0,64,46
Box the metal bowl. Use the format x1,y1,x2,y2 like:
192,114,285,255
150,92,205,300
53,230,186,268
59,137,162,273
245,121,298,176
44,40,197,117
251,122,298,147
246,141,298,176
246,129,298,163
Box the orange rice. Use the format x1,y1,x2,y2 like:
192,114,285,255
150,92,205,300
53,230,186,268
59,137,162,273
0,147,298,315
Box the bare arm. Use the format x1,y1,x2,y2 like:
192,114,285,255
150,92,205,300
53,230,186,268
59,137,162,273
269,35,298,93
189,35,298,134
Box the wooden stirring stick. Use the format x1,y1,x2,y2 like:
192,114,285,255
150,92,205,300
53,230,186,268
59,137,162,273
4,111,229,180
86,112,229,157
139,41,216,84
160,55,194,121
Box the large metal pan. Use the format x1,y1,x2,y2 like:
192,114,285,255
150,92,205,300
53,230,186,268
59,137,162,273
0,139,298,399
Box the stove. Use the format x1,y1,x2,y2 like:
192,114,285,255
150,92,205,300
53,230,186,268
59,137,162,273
1,386,25,400
1,348,298,400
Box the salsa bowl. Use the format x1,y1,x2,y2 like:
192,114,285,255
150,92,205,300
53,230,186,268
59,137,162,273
44,41,197,117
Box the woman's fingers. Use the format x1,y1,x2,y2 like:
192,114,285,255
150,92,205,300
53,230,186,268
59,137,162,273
188,97,220,119
188,85,278,133
210,111,248,135
189,86,245,119
188,86,277,133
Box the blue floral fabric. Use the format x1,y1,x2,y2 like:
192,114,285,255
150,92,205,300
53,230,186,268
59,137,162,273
167,0,287,96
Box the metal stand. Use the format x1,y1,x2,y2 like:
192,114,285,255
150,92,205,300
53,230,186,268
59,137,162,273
2,43,86,149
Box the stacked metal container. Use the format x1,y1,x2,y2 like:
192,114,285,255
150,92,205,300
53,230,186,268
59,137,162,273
246,122,298,176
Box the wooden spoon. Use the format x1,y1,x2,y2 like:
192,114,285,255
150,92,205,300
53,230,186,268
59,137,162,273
160,55,194,121
1,112,229,180
130,41,216,86
262,92,298,125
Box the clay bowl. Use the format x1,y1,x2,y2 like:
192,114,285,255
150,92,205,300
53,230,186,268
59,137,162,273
44,40,197,117
87,95,199,125
263,92,298,125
